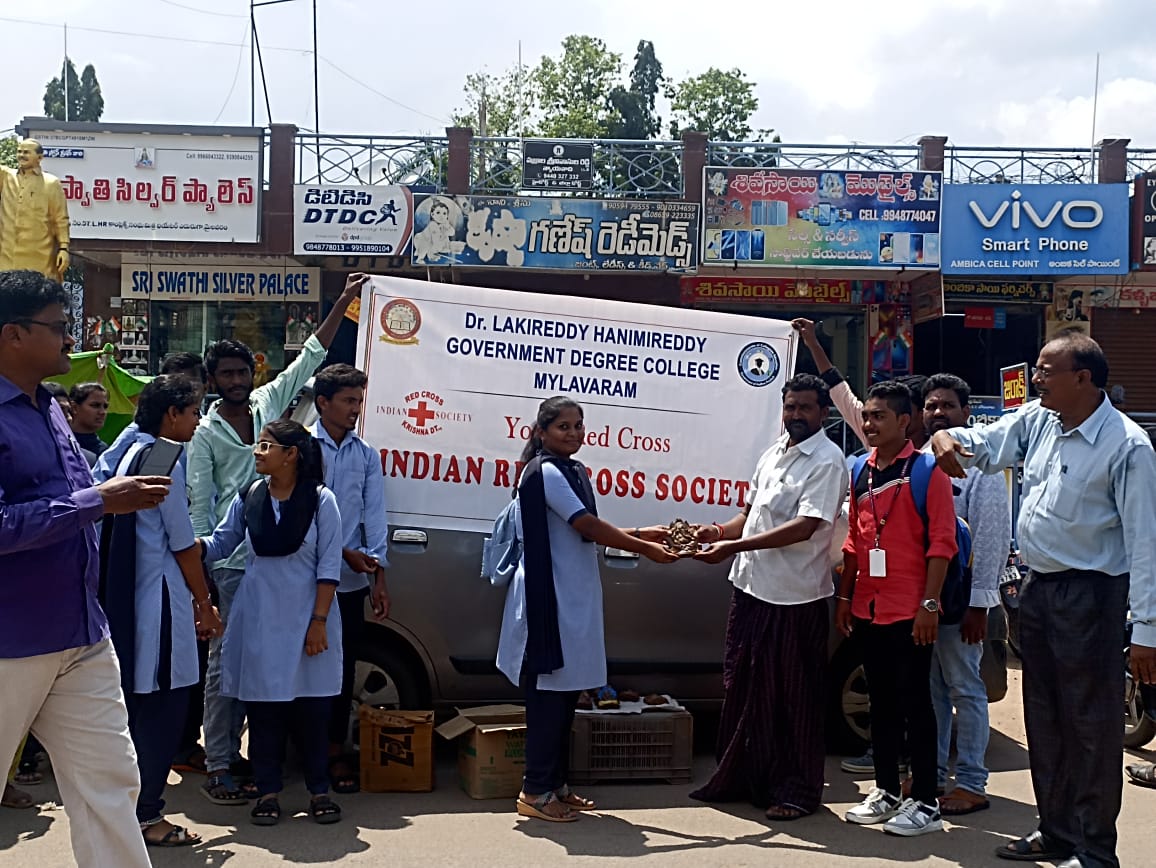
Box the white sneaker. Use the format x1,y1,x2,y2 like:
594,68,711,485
845,787,902,825
883,798,943,837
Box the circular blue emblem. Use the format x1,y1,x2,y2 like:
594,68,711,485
737,342,780,387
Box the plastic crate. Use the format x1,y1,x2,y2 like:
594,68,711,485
569,710,693,784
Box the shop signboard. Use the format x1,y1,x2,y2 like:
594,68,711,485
293,185,414,255
1137,174,1156,267
1001,363,1029,410
969,396,1005,426
355,275,795,533
702,167,943,268
943,280,1053,304
23,122,263,243
521,140,594,191
120,254,320,303
911,277,945,324
410,194,698,272
941,184,1129,276
679,277,906,306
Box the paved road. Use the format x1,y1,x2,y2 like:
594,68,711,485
3,668,1154,866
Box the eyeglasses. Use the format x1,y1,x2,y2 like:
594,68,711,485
253,441,289,454
1031,366,1078,380
13,318,72,338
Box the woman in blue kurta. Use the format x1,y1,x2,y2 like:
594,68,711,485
496,397,679,823
198,420,345,826
105,375,222,847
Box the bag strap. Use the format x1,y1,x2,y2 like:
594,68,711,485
909,452,936,522
849,453,869,487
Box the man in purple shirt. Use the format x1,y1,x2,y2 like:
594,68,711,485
0,270,172,867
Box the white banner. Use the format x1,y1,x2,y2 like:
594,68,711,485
356,275,796,533
293,185,414,255
28,128,262,242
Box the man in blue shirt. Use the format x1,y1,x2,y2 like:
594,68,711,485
932,332,1156,868
0,270,171,867
309,363,390,793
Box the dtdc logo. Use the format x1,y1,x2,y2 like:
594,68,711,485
737,342,780,387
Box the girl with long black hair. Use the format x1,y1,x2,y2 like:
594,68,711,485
496,396,679,822
197,420,345,826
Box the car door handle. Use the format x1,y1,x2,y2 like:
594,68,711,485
392,529,428,544
604,547,639,560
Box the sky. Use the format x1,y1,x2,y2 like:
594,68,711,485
3,0,1155,150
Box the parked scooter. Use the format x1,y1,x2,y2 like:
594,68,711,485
1125,621,1156,749
999,544,1026,659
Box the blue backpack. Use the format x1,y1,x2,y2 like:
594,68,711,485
481,499,521,587
850,452,974,625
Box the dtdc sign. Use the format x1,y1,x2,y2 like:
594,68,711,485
941,184,1128,275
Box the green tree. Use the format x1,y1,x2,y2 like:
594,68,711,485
452,68,534,137
44,59,105,122
534,35,622,138
0,136,16,169
668,67,765,142
607,40,663,140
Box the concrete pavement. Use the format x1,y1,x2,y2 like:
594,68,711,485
3,668,1154,866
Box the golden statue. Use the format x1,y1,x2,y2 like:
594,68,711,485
0,139,71,280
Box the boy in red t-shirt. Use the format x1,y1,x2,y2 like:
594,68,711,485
836,381,958,836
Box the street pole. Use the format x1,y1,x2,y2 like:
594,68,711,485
313,0,321,180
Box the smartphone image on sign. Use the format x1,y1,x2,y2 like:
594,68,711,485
135,437,184,477
751,229,766,261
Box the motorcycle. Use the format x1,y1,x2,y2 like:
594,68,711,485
1125,621,1156,749
999,544,1026,659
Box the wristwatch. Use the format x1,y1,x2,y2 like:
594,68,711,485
921,599,940,614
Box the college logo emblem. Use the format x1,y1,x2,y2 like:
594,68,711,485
737,342,780,387
379,298,421,345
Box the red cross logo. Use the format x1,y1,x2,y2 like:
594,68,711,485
406,400,436,428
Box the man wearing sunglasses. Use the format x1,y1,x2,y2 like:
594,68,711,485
0,269,170,866
932,331,1156,868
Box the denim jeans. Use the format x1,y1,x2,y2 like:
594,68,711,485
930,621,989,794
203,568,246,774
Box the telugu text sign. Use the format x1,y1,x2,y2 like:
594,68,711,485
293,185,414,255
941,184,1129,276
1001,364,1029,410
410,195,698,271
28,127,263,242
521,140,594,191
702,167,942,268
356,275,795,533
679,277,907,306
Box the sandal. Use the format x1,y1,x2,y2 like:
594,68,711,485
141,818,201,848
516,791,578,823
14,759,43,786
765,803,810,821
555,784,596,811
171,746,208,775
1126,762,1156,788
939,786,991,816
250,796,281,826
1,783,35,810
201,773,250,806
310,794,342,825
995,831,1071,862
328,757,360,795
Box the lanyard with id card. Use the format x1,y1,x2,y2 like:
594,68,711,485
866,456,912,578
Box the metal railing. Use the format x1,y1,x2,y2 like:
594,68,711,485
945,146,1098,184
707,142,921,173
1127,149,1156,180
469,137,684,196
295,134,448,188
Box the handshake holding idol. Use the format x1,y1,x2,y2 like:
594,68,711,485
628,518,744,564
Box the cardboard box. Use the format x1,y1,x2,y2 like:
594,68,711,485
359,707,435,793
436,704,526,800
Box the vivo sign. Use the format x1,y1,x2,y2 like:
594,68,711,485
942,184,1128,276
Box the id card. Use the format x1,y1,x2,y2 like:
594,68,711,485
869,548,888,578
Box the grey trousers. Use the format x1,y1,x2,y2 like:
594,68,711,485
1020,569,1128,868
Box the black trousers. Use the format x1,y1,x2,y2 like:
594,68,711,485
329,587,369,747
522,679,579,795
175,636,209,757
247,697,332,797
857,618,937,804
127,687,191,823
1021,570,1128,868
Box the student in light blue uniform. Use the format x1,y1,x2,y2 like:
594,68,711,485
496,397,678,823
104,375,222,848
308,364,390,794
198,420,344,827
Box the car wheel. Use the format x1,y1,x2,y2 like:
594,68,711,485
343,642,428,749
827,642,871,754
1124,672,1156,749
